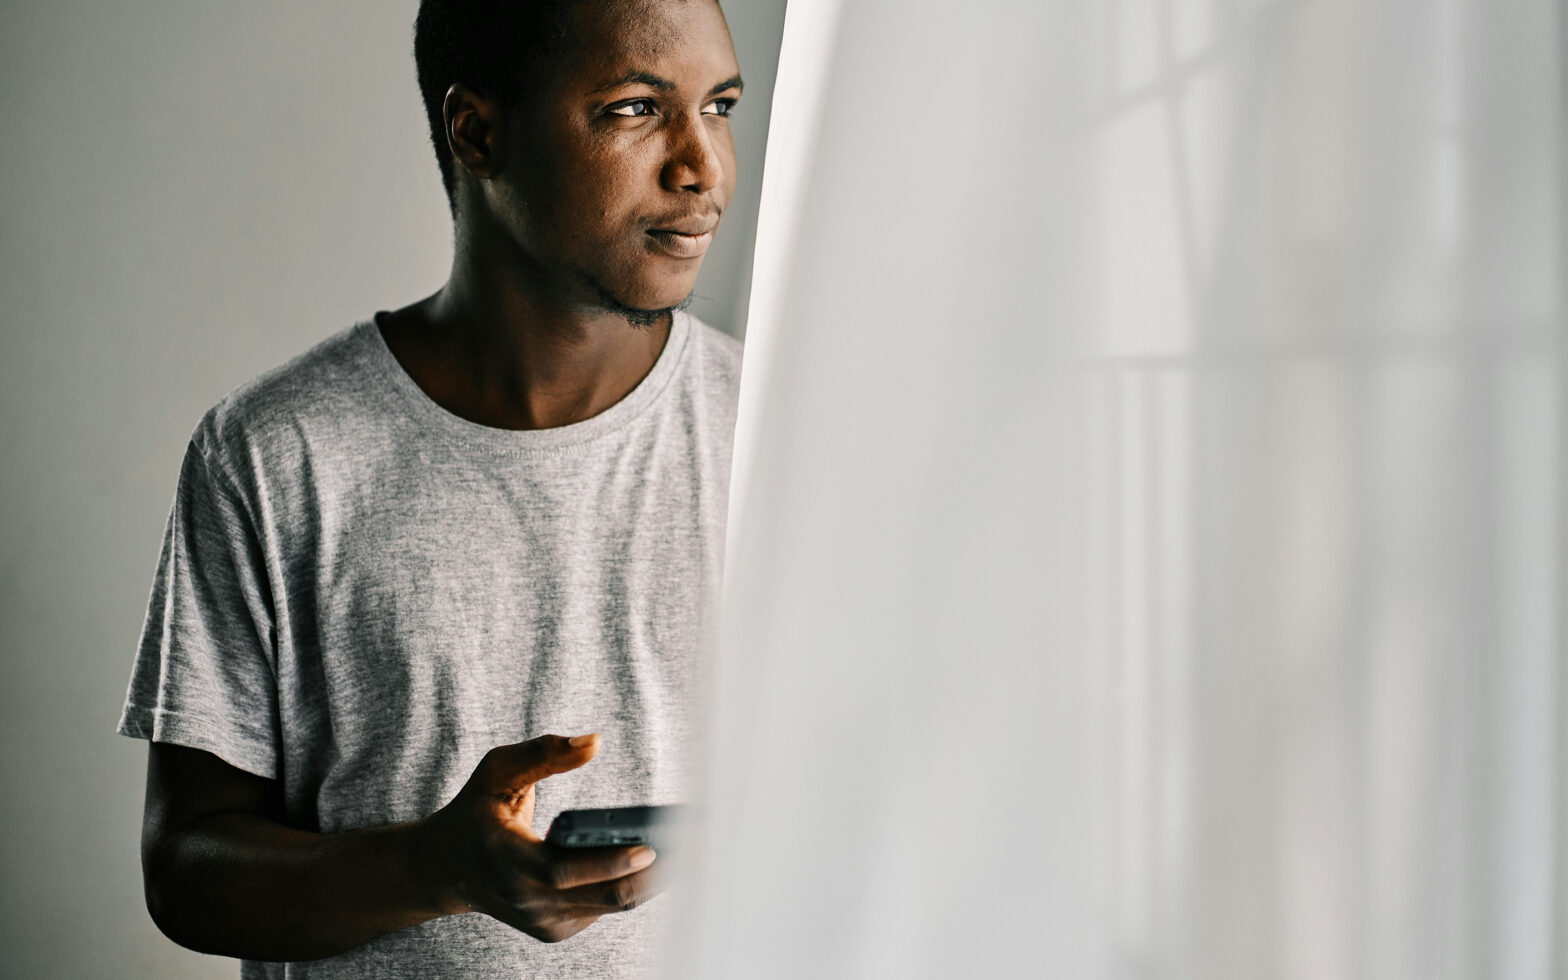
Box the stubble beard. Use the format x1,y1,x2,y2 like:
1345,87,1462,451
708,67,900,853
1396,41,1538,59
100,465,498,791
584,272,695,330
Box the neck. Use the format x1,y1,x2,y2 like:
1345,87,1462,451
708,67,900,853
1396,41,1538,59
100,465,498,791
380,228,672,431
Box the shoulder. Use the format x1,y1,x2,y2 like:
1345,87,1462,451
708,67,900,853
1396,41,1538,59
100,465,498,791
188,322,381,481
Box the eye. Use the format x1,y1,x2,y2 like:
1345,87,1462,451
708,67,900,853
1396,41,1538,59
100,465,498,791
609,99,656,117
704,98,738,118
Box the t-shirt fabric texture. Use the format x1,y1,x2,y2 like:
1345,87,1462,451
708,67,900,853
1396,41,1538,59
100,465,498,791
117,309,741,979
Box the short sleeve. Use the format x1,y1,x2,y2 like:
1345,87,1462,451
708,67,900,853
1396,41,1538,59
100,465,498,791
117,436,281,779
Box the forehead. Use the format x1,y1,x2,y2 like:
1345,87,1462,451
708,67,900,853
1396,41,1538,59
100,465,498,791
555,0,738,86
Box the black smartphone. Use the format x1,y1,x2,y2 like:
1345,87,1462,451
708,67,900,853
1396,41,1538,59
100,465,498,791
545,804,684,851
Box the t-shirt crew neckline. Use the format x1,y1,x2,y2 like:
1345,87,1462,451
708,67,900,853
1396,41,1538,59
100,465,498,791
358,308,692,455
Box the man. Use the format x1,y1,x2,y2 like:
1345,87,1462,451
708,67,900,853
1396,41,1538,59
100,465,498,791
116,0,744,975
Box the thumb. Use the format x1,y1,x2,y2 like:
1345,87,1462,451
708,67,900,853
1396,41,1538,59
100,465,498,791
482,733,600,796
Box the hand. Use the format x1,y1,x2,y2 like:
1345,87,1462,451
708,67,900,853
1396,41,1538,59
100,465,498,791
415,733,663,943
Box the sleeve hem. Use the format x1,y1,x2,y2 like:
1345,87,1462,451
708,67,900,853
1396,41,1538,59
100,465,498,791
117,703,279,781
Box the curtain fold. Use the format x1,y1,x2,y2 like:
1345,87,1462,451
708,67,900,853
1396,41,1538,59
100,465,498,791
670,1,1565,976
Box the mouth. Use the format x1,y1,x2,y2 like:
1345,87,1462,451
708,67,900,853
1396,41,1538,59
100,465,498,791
646,227,715,259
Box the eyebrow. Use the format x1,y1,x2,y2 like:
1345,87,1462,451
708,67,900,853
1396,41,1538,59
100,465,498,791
592,70,744,97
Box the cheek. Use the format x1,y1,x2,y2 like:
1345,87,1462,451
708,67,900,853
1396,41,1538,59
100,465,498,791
716,138,739,203
570,146,650,226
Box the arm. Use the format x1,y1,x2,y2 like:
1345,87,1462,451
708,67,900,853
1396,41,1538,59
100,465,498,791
140,742,443,961
140,733,662,962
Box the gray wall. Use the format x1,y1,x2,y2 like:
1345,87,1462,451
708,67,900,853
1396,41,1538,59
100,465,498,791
0,1,783,975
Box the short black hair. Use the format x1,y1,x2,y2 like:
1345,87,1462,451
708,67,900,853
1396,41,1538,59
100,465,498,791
413,0,586,208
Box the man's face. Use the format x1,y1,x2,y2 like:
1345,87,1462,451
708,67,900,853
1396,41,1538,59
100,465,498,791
491,0,742,316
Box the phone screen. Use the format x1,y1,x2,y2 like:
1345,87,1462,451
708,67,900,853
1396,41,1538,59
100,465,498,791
544,804,683,849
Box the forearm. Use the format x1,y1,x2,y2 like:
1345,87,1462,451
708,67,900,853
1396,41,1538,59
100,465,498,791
145,811,452,962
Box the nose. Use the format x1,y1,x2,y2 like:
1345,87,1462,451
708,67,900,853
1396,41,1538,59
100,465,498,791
661,111,725,194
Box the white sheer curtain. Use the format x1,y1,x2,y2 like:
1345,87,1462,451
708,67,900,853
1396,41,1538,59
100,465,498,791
668,1,1565,977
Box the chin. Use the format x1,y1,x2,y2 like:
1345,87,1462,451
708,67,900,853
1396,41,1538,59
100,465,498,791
612,273,700,315
591,274,695,325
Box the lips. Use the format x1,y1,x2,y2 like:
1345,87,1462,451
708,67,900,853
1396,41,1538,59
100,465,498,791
646,227,715,259
649,219,718,236
647,208,720,237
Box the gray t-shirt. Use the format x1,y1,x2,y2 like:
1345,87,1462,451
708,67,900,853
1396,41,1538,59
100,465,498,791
118,309,741,978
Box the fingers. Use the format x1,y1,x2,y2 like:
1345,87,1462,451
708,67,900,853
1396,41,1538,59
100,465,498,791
477,846,661,942
481,734,600,798
455,732,669,940
519,844,656,891
554,863,665,915
531,915,600,945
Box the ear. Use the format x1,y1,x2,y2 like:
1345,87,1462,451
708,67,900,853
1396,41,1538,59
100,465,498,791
442,83,509,181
